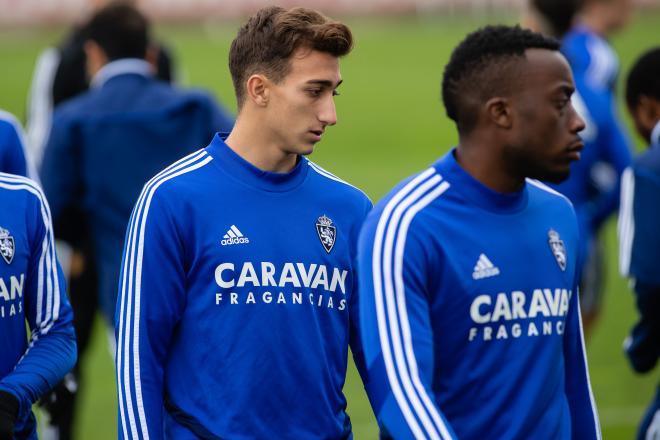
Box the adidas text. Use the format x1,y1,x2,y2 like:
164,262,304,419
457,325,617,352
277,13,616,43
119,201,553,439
221,237,250,246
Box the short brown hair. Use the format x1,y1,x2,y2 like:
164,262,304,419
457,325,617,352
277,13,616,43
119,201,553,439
229,6,353,108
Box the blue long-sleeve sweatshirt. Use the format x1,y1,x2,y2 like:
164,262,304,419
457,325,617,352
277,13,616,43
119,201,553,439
115,134,372,439
0,173,76,438
358,150,601,439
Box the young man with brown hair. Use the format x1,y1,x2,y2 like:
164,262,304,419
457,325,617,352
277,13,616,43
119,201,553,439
115,6,371,439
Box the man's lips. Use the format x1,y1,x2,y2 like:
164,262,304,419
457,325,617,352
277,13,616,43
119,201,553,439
565,139,584,161
309,130,324,141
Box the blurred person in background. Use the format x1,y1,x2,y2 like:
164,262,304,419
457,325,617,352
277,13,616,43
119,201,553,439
26,2,179,438
27,2,178,438
618,46,660,440
523,0,583,38
26,0,176,169
525,0,633,338
0,111,33,178
0,172,76,440
38,3,233,438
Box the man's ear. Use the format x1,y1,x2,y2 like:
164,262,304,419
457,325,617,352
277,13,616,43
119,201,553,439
485,97,513,129
145,44,159,73
639,95,660,126
245,74,270,107
83,40,108,80
631,95,660,142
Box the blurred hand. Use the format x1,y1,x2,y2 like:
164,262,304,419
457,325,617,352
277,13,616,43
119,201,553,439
0,391,18,440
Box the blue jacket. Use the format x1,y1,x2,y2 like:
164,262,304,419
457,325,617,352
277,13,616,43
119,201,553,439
40,59,234,322
359,150,600,439
0,173,76,439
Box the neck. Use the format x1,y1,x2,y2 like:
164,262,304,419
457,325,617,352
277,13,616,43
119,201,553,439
455,135,525,193
224,114,298,173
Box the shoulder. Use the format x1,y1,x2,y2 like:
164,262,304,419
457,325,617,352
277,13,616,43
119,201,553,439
135,148,214,211
156,84,216,108
633,146,660,175
0,173,47,212
526,178,575,212
366,166,447,232
179,87,216,103
375,166,446,209
52,89,99,121
0,111,26,148
0,110,22,133
151,85,230,121
305,160,372,209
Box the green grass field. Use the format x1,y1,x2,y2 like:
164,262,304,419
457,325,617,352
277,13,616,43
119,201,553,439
1,10,658,439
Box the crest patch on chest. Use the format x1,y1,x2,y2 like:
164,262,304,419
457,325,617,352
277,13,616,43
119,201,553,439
547,229,567,272
0,227,15,265
316,215,336,253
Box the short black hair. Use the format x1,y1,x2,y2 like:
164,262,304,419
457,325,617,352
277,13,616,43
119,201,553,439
441,25,560,134
86,2,149,61
626,47,660,109
531,0,583,37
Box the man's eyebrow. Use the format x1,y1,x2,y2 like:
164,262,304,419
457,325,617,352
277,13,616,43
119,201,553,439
305,79,343,88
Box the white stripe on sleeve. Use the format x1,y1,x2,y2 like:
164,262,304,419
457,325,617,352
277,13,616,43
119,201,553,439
617,167,635,277
372,168,453,439
116,150,210,440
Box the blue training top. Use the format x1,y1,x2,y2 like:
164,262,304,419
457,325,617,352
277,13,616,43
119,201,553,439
115,134,372,439
359,150,601,439
0,173,76,438
0,111,29,177
619,122,660,285
618,122,660,374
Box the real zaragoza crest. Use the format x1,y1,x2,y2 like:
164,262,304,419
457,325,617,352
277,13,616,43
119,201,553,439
547,229,566,272
0,227,15,265
316,215,336,253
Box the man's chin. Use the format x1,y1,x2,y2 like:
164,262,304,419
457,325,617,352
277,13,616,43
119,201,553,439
295,142,317,156
534,168,571,184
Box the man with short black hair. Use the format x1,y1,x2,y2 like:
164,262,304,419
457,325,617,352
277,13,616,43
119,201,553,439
618,46,660,440
31,6,182,438
40,5,232,437
115,6,370,439
41,2,233,329
359,25,600,439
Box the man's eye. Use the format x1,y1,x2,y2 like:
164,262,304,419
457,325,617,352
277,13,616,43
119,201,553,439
307,89,322,97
